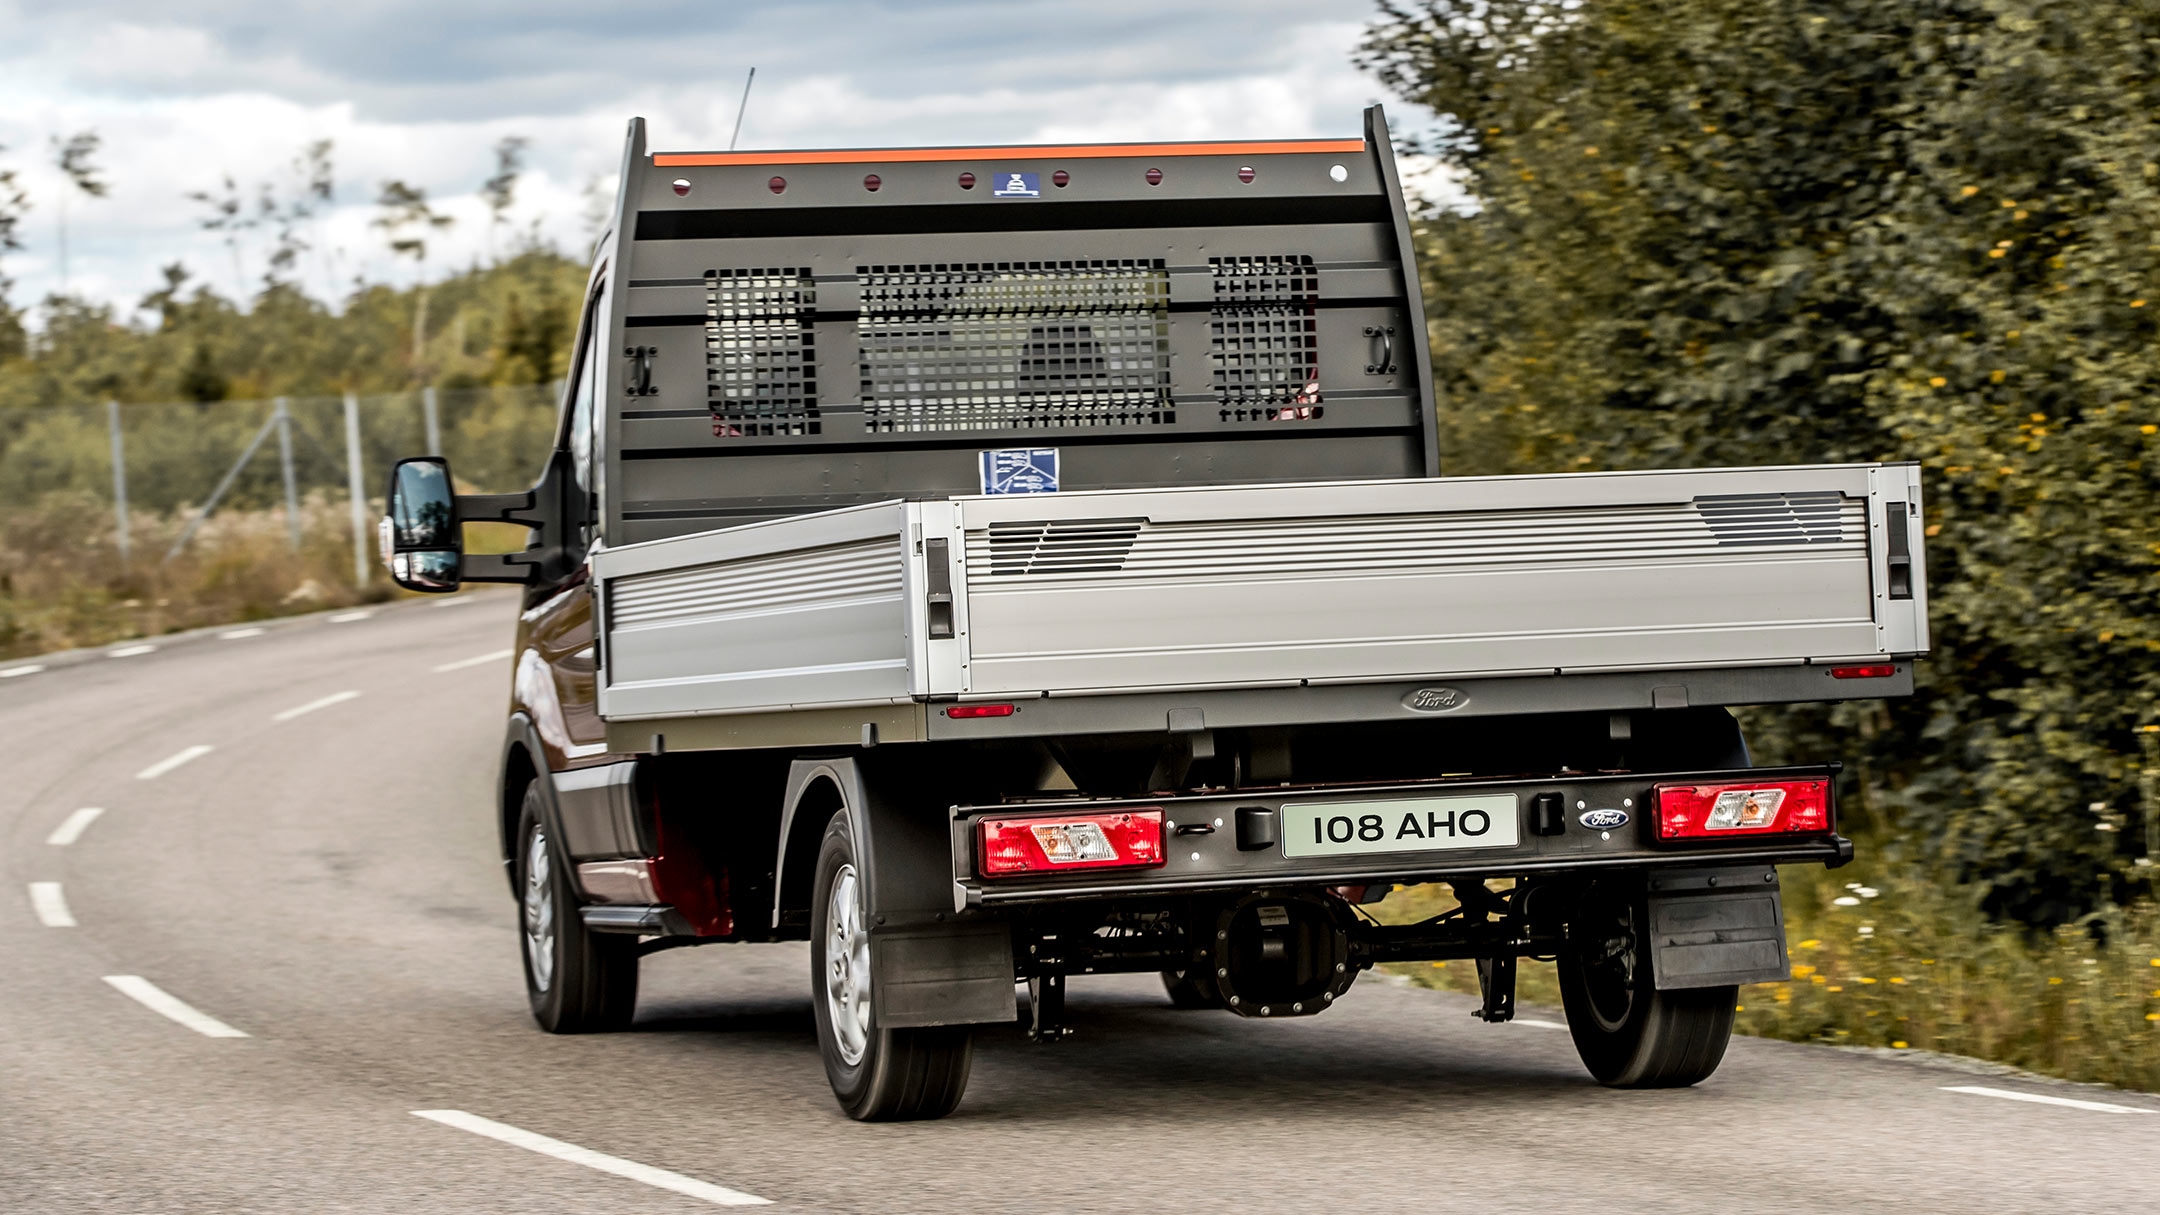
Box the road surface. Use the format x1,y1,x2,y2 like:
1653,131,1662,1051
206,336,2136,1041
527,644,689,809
3,594,2155,1213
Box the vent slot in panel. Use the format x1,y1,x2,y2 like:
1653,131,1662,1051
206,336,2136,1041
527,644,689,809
1694,492,1845,546
705,268,818,436
985,518,1145,576
965,497,1865,585
857,261,1172,433
1209,255,1320,422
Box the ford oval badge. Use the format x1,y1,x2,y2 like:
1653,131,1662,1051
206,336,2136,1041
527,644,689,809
1402,687,1469,713
1579,808,1629,830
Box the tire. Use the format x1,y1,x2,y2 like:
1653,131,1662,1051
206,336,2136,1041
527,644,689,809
1161,966,1219,1009
1557,886,1735,1088
810,811,972,1121
516,780,639,1033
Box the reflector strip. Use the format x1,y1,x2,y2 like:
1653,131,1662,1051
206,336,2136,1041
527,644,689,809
1831,664,1897,679
655,139,1365,168
946,704,1015,719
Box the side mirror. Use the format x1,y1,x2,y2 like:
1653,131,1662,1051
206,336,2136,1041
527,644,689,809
381,456,462,593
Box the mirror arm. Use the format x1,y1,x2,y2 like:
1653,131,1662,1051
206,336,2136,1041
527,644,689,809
455,489,545,529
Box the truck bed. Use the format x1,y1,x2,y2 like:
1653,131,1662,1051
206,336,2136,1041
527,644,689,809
591,461,1927,748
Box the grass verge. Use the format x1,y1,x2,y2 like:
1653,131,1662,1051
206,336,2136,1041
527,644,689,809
1377,855,2160,1093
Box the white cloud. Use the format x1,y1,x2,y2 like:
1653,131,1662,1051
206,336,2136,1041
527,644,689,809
0,1,1444,321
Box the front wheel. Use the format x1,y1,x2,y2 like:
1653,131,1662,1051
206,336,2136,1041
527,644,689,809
810,811,972,1121
516,781,638,1033
1557,886,1735,1088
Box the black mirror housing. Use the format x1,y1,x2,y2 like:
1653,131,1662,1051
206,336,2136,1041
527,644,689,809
382,456,462,593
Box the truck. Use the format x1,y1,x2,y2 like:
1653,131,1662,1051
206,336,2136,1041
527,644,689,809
380,106,1929,1120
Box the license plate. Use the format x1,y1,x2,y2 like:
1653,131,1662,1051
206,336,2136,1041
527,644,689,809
1280,794,1520,859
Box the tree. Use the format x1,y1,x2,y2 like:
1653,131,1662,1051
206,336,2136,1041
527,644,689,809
1360,0,2160,927
186,175,254,300
373,179,455,377
0,142,28,359
482,135,529,263
49,130,107,296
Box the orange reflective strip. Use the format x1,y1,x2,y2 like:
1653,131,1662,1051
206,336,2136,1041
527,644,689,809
653,138,1364,168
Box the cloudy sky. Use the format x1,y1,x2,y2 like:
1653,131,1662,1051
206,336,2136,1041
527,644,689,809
0,0,1436,321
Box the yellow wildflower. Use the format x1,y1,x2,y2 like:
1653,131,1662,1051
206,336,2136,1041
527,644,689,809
1893,1040,1909,1048
1798,939,1821,949
1990,369,2006,383
1960,186,1979,197
1929,377,1947,387
1859,977,1879,985
1792,964,1816,977
2048,977,2064,985
2142,425,2157,435
1989,249,2007,258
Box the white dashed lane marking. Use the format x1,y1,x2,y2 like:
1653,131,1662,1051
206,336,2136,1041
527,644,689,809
1513,1018,1568,1030
0,663,44,678
46,807,105,846
1942,1086,2155,1114
433,649,513,673
28,882,76,927
102,976,249,1039
220,627,265,640
135,745,214,781
328,610,373,623
412,1111,770,1206
272,690,362,722
107,644,157,658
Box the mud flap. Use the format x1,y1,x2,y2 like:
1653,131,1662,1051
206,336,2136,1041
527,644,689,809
1646,865,1790,990
872,919,1016,1028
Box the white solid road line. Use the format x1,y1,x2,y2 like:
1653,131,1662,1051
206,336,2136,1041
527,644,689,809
102,976,249,1039
28,882,76,928
434,648,513,673
328,610,373,623
1513,1018,1569,1030
46,807,106,847
272,690,362,722
431,596,474,608
220,627,266,640
412,1111,770,1206
107,644,157,658
1942,1085,2155,1114
135,744,214,781
0,663,44,678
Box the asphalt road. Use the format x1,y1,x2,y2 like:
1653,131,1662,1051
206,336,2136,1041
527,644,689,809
3,593,2156,1214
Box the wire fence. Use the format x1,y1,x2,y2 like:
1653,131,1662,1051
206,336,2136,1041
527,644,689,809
0,384,561,581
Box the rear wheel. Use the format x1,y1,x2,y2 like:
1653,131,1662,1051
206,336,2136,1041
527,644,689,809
1557,885,1734,1088
810,811,972,1121
517,781,638,1033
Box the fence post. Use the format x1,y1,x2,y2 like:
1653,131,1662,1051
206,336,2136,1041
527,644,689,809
107,400,130,565
344,391,369,587
423,384,442,456
275,397,300,550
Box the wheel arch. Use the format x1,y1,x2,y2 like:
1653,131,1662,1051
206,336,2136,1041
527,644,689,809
500,714,555,897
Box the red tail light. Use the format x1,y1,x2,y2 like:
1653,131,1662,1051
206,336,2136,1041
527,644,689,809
1830,664,1897,679
946,704,1013,719
978,810,1165,876
1654,779,1832,840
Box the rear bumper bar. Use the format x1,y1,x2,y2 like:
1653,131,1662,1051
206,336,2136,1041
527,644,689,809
950,766,1847,909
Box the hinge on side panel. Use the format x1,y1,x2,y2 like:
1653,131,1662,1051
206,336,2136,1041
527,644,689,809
624,345,658,396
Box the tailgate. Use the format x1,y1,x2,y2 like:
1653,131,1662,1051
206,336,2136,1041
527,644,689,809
944,463,1927,697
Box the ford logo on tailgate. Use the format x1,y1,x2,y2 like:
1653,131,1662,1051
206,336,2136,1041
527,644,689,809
1402,687,1469,713
1579,808,1630,830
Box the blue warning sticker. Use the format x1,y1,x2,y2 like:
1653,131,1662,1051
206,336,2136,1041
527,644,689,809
979,448,1059,494
990,171,1041,198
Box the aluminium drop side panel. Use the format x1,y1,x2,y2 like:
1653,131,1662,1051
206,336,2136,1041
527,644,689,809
593,501,918,721
1872,463,1930,657
951,464,1911,698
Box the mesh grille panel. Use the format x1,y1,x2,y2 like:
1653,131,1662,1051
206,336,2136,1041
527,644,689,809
858,261,1172,433
706,269,818,436
1209,255,1320,422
